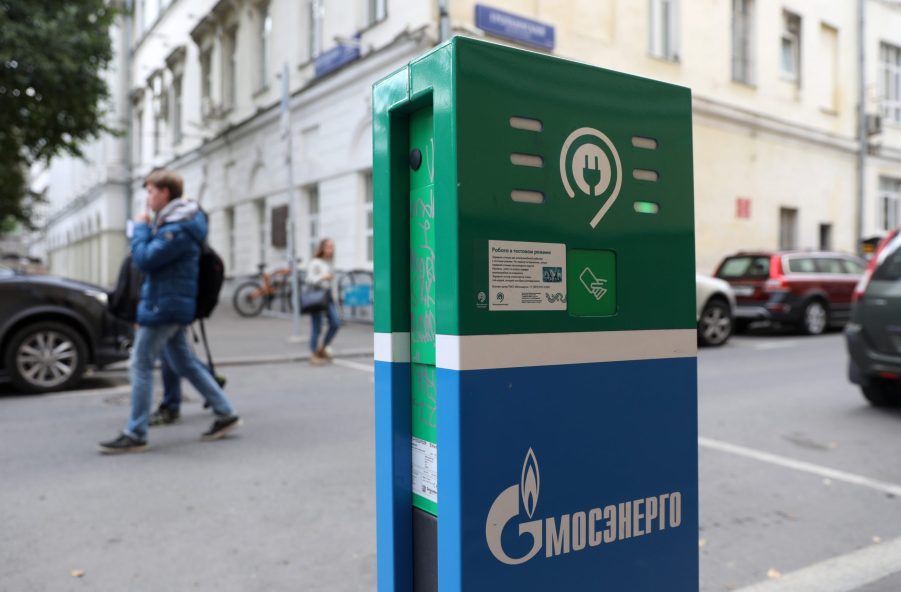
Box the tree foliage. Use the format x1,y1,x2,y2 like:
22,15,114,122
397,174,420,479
0,0,116,229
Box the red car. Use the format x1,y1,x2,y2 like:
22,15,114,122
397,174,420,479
713,251,866,335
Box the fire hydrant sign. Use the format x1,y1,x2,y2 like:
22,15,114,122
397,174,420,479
489,240,567,311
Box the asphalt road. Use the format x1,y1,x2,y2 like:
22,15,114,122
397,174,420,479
2,329,901,591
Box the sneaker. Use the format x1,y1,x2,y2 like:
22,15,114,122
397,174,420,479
98,433,148,455
310,352,327,366
322,346,335,360
201,415,241,441
149,407,180,427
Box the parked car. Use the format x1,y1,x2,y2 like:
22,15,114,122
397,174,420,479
845,229,901,407
0,266,132,393
696,274,736,347
713,250,866,335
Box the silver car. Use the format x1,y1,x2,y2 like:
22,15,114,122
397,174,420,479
696,274,736,347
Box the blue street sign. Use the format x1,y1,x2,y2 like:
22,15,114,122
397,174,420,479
475,4,555,50
315,37,360,78
343,284,372,307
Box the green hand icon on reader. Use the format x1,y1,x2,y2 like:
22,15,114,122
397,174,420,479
579,267,608,301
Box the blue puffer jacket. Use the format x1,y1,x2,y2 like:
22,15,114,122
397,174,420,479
131,205,207,326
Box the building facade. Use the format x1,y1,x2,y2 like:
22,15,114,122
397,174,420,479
32,0,901,285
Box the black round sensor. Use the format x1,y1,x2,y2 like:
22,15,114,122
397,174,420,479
409,148,422,171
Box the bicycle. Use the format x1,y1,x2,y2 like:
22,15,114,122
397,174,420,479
232,263,297,317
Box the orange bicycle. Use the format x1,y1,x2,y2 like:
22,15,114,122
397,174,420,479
232,263,295,317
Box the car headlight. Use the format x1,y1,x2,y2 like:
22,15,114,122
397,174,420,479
84,289,108,306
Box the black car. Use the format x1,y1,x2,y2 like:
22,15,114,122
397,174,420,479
0,265,132,393
846,229,901,407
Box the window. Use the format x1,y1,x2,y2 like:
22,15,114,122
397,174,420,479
819,223,832,250
779,207,798,250
880,42,901,124
842,259,865,274
171,75,183,144
732,0,755,84
787,257,815,273
226,206,236,272
368,0,386,26
258,4,272,89
716,256,770,279
309,0,323,59
814,257,843,274
256,198,267,264
880,177,901,231
133,106,143,165
200,48,212,105
364,173,373,262
223,26,238,109
873,239,901,282
649,0,679,61
819,24,838,112
151,77,163,156
781,11,801,83
307,185,320,258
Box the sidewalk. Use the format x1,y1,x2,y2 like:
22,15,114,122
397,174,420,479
189,304,374,367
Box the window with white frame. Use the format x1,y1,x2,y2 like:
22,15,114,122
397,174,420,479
732,0,755,84
151,76,164,156
779,207,798,250
223,26,238,109
133,105,143,165
307,185,320,258
200,48,212,106
880,177,901,231
649,0,679,61
364,173,373,263
258,3,272,90
171,74,183,145
880,42,901,124
368,0,386,26
781,11,801,83
308,0,323,59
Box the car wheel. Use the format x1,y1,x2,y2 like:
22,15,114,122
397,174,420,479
4,321,88,393
861,379,901,408
698,298,733,347
800,299,828,336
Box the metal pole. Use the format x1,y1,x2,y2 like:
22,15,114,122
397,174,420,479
282,63,301,338
437,0,450,42
856,0,867,254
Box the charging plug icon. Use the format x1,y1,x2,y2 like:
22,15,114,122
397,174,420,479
582,154,602,196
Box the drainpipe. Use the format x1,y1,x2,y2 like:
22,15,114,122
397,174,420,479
437,0,450,42
122,0,134,223
856,0,866,254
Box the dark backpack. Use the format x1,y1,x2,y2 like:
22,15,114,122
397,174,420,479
195,243,225,320
108,255,143,323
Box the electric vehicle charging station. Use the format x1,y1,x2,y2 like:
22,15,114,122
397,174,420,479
373,37,698,592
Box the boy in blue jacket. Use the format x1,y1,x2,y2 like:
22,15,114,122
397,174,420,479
99,170,240,453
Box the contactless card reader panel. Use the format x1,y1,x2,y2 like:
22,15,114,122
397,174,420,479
374,37,697,592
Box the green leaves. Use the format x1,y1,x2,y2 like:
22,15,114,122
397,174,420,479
0,0,116,230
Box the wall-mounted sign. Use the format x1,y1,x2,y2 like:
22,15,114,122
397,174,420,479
736,197,752,219
475,4,555,50
314,36,360,78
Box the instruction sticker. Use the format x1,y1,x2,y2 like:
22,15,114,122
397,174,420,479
489,240,567,311
412,437,438,503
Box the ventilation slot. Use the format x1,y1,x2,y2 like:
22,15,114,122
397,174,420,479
634,201,660,214
509,117,543,132
511,190,545,204
632,169,659,182
510,153,544,168
632,136,658,150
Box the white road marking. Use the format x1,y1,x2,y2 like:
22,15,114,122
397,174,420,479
750,340,802,350
331,358,375,373
733,535,901,592
700,436,901,497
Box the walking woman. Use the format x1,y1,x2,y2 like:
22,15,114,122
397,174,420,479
307,238,341,364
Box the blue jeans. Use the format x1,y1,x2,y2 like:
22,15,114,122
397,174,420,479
160,353,214,412
310,301,340,352
125,324,235,441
